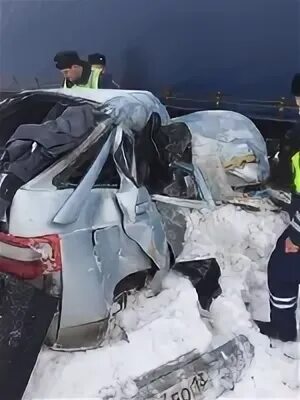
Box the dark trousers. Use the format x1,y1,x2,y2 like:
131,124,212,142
268,229,300,341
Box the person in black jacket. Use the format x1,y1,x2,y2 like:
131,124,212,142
292,73,300,112
54,51,101,89
88,53,120,89
88,53,107,73
256,74,300,359
54,51,118,89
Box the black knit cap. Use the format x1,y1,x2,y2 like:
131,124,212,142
88,53,106,66
291,73,300,96
54,51,82,70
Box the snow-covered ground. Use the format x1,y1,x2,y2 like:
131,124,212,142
24,204,299,399
24,274,212,399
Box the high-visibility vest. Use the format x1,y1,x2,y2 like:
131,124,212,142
291,151,300,193
91,65,104,73
63,68,100,89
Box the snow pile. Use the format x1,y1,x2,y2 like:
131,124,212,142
24,203,300,399
179,204,288,321
212,287,300,395
177,204,299,393
24,274,211,399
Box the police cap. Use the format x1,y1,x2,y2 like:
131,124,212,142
88,53,106,66
54,51,82,70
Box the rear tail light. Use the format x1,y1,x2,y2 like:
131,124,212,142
0,233,62,280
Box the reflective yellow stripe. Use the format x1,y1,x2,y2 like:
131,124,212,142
291,152,300,192
91,65,104,73
89,68,101,88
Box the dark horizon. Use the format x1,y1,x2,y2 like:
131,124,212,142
1,0,299,98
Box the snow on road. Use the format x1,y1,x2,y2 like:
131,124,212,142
23,274,212,399
179,203,288,323
24,204,299,399
180,204,299,395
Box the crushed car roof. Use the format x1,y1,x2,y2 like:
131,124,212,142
15,88,171,129
20,88,158,104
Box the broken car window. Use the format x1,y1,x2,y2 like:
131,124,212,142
55,133,120,189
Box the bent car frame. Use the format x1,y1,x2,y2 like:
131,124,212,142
0,88,278,400
0,89,172,350
0,88,270,352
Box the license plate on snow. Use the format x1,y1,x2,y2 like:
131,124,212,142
156,372,208,399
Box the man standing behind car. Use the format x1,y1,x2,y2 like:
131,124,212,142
54,51,101,89
255,73,300,359
88,53,120,89
88,53,107,73
54,51,115,89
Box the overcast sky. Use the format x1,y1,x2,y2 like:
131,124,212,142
0,0,299,98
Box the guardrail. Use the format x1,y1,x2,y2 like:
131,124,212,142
162,92,299,123
1,88,298,123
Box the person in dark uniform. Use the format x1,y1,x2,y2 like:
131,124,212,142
54,51,101,89
292,73,300,112
88,53,120,89
256,73,300,359
88,53,107,73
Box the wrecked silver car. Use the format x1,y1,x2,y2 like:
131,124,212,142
0,89,173,350
0,89,269,350
0,88,270,399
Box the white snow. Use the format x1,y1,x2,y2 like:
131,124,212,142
179,204,299,395
178,203,288,322
24,204,300,399
23,274,212,399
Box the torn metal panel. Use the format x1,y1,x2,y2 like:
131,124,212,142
155,201,187,259
226,196,281,212
93,224,153,306
116,182,170,271
171,161,215,207
56,187,153,348
53,122,170,348
113,126,170,272
152,195,210,210
164,162,199,200
173,110,269,182
171,110,270,202
100,91,170,130
193,166,215,207
53,128,116,224
133,335,254,400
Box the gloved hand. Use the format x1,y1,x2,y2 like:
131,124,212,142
285,237,300,253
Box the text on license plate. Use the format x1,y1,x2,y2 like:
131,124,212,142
158,372,208,400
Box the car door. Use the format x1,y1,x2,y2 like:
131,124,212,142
46,126,155,346
112,125,170,272
49,126,169,333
